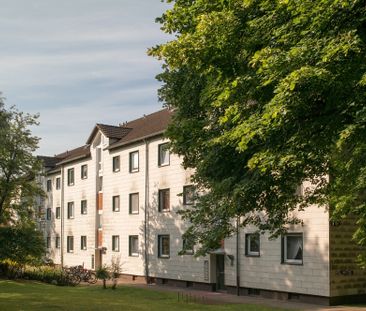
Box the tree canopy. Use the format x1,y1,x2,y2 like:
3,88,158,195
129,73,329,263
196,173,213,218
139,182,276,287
0,98,43,225
150,0,366,256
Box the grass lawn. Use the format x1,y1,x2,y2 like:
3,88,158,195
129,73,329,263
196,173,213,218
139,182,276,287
0,280,291,311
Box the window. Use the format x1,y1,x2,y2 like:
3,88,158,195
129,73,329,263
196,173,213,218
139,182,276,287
282,233,303,265
158,235,170,258
56,207,61,219
67,168,74,186
56,177,61,190
55,236,60,249
67,236,74,253
81,200,87,215
67,202,74,219
46,236,51,248
81,165,88,179
129,151,139,173
129,193,139,214
46,208,51,220
158,189,170,212
112,156,120,172
245,234,260,257
112,235,120,252
129,235,139,256
183,185,195,205
112,195,120,212
182,236,194,255
158,143,170,166
81,236,87,250
46,179,52,192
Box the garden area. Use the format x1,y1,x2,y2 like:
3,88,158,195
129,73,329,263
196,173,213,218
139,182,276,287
0,279,291,311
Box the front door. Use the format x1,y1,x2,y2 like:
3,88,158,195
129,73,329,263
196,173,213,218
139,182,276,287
216,254,226,291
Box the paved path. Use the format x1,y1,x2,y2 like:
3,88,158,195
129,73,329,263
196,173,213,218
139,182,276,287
119,281,366,311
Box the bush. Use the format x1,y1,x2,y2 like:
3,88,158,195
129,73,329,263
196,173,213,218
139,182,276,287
23,266,71,286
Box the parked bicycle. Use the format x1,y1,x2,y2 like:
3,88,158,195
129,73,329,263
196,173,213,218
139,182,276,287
66,265,97,284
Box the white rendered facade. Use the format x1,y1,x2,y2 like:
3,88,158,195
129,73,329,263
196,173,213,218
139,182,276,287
39,109,366,305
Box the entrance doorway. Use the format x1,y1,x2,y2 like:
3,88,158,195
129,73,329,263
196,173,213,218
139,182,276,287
216,254,226,291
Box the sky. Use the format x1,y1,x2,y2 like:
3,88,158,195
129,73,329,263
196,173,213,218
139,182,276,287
0,0,171,155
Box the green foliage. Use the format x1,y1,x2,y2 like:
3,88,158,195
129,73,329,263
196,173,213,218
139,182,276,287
0,98,43,225
0,224,45,265
96,265,110,289
150,1,366,256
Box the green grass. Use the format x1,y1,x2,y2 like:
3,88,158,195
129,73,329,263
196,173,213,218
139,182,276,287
0,280,290,311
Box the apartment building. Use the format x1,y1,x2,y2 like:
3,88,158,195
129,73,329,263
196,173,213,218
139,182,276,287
39,108,366,305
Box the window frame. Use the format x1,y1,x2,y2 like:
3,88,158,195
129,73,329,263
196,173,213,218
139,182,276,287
81,164,88,180
67,236,74,253
245,233,260,257
56,177,61,190
158,235,170,258
158,189,170,212
182,236,194,255
281,233,304,265
112,235,120,252
183,185,195,205
46,179,52,192
55,236,60,249
129,193,139,215
56,207,61,219
46,236,51,249
81,235,87,250
129,151,139,173
81,200,87,215
112,155,120,172
46,208,52,221
67,202,74,219
67,168,74,186
158,143,170,167
112,195,120,212
129,235,139,257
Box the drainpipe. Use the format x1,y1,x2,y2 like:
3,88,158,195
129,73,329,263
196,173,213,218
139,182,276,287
144,139,150,283
60,165,65,267
236,216,240,296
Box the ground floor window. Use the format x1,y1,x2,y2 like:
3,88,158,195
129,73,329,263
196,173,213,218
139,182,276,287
67,236,74,253
81,236,87,250
55,236,60,249
158,235,170,258
245,233,260,257
282,233,303,265
112,235,120,252
129,235,139,256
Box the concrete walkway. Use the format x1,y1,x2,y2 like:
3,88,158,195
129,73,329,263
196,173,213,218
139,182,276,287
120,281,366,311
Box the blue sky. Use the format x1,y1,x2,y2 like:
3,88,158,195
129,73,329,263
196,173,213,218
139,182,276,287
0,0,171,155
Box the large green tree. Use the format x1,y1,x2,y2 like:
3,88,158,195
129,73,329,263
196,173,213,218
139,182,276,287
150,0,366,256
0,98,43,225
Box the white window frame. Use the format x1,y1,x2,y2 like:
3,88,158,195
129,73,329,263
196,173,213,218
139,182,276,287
158,235,170,258
67,202,74,219
112,235,120,252
245,233,260,257
46,179,52,192
112,155,120,172
158,143,170,167
56,207,61,219
112,195,120,212
129,193,139,214
55,236,60,249
158,189,170,212
46,208,52,221
129,235,139,257
129,151,139,173
81,236,87,250
67,168,74,186
46,236,51,249
81,164,88,179
183,185,195,205
56,177,61,190
67,236,74,253
283,233,303,265
81,200,87,215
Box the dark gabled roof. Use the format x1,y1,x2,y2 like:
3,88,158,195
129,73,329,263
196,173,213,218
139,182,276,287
56,145,91,165
86,123,132,144
109,108,173,150
38,156,62,168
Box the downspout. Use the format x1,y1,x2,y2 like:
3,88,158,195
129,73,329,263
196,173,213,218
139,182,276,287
236,216,240,296
144,139,150,283
60,165,65,267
